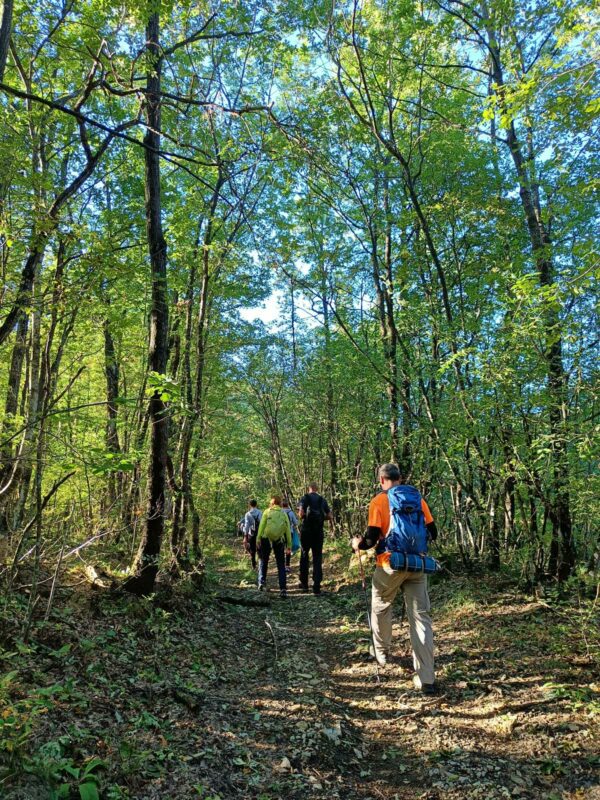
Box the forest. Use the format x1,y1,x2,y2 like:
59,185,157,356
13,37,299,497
0,0,598,798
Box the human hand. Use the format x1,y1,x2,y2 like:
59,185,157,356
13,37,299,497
351,536,362,552
286,548,291,556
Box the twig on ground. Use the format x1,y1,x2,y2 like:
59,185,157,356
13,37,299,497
395,695,447,717
264,617,278,663
44,541,65,621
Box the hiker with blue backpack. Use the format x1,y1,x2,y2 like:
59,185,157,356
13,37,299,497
352,463,439,695
257,493,292,598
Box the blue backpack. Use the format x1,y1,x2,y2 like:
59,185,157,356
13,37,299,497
384,485,428,555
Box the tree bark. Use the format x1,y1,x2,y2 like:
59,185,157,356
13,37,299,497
481,5,575,580
10,290,42,534
0,312,28,496
320,270,341,523
0,0,14,83
488,491,501,570
171,177,222,567
103,317,121,509
124,9,169,595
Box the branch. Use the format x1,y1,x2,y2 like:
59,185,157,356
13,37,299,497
33,1,75,62
432,0,498,69
49,119,138,217
0,82,217,171
7,471,76,578
275,259,399,392
0,400,129,453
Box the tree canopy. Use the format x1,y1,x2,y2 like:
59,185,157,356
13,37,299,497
0,0,598,595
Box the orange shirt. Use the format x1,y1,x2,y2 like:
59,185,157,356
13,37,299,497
368,490,433,566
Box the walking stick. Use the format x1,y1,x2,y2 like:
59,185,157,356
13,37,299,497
357,548,381,684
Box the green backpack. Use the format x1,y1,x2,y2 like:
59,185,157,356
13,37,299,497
262,507,289,543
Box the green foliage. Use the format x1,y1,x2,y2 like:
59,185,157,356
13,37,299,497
88,449,141,476
0,0,596,620
543,683,600,715
22,741,105,799
146,372,181,404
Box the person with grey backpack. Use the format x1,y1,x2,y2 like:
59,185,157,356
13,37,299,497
282,498,300,574
256,493,292,598
242,499,262,570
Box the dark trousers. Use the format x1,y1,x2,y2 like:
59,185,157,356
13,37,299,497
300,526,324,590
286,539,297,567
245,533,258,570
258,539,286,590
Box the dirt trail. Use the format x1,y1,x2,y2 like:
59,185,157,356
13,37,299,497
203,547,599,800
1,541,598,799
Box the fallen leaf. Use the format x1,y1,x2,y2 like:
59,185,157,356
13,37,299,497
275,756,292,773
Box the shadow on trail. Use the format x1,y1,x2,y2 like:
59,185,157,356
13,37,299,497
3,540,596,800
200,545,599,800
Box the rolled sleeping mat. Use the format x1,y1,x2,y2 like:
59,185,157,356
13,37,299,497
389,552,441,574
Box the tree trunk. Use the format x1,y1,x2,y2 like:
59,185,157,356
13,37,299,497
367,166,401,466
488,491,501,570
0,246,45,347
10,290,42,534
290,277,298,375
103,317,121,509
320,272,341,524
124,9,169,595
0,312,28,502
0,0,14,82
171,179,222,567
481,7,575,580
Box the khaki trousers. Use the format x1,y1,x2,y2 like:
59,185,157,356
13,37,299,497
371,564,435,685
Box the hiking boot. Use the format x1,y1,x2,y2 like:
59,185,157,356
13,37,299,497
369,644,387,667
280,590,287,599
312,586,321,595
258,583,266,591
298,582,309,592
413,675,437,694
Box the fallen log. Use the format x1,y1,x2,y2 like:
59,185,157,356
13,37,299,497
84,564,115,589
215,591,271,608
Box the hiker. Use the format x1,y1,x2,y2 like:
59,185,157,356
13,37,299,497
242,500,262,570
256,493,292,598
298,482,333,595
352,463,439,695
282,498,300,573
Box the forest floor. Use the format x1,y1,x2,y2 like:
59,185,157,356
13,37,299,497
1,536,599,800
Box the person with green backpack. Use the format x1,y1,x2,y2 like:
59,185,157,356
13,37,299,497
256,493,292,598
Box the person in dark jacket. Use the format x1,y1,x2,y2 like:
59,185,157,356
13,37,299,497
242,500,262,570
298,482,332,595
